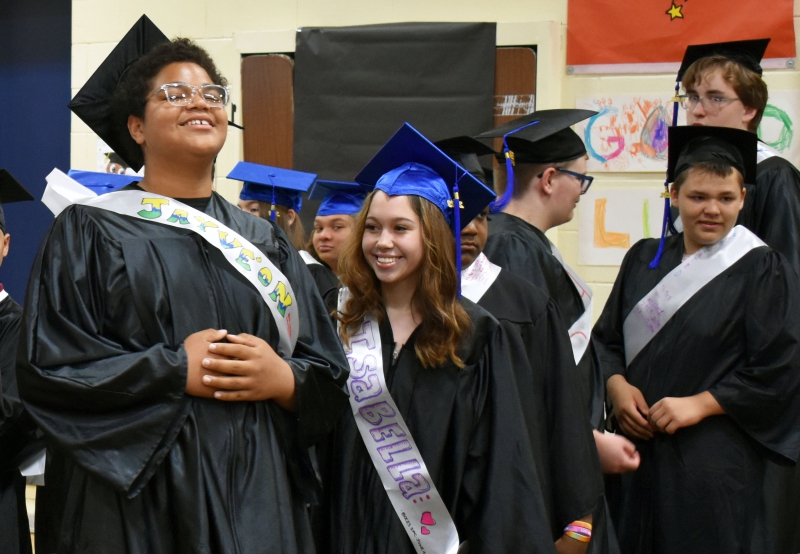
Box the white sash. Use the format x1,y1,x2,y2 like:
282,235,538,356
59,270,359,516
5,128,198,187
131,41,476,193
43,169,299,356
757,142,784,163
299,250,322,266
337,288,460,554
623,225,765,366
550,242,593,365
460,253,501,304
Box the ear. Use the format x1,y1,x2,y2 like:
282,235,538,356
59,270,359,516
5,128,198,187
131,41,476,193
1,233,10,259
738,185,747,211
538,167,558,196
669,184,680,207
287,209,297,226
741,104,758,128
128,114,146,146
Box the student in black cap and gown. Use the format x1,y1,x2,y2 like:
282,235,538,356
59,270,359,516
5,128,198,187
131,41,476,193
678,39,800,271
17,17,349,554
593,126,800,554
319,123,557,554
438,135,604,553
0,170,39,554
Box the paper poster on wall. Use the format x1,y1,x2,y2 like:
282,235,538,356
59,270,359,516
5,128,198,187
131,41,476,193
575,95,687,172
96,139,144,176
578,187,666,265
758,90,800,167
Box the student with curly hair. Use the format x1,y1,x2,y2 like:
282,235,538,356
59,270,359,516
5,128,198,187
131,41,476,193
18,17,349,553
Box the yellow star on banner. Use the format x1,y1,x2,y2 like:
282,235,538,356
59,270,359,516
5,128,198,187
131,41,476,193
666,2,684,20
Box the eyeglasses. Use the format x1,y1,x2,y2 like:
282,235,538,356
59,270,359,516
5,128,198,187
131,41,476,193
538,167,594,194
148,83,230,108
677,94,740,114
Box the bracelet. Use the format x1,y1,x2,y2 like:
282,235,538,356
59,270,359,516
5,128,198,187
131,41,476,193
564,520,592,542
565,531,591,543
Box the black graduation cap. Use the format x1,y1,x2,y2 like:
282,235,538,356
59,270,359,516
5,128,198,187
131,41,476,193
667,126,757,184
69,16,170,173
475,109,596,211
0,169,35,233
435,136,496,185
678,39,770,82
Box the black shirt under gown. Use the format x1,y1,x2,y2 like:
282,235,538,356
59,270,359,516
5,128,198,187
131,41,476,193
16,190,350,554
0,292,38,554
318,300,558,554
592,234,800,554
473,268,603,538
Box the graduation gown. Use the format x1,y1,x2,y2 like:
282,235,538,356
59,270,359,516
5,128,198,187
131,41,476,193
738,156,800,274
593,235,800,554
474,269,603,538
17,191,350,554
302,254,340,300
0,292,37,554
319,300,557,554
484,212,604,428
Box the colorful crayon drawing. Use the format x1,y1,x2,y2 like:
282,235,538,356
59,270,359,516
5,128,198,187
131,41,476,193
758,90,800,167
578,188,665,265
575,95,686,172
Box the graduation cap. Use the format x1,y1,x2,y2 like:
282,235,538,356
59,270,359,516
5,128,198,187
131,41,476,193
226,161,316,221
355,123,496,296
434,136,496,186
69,16,170,173
678,39,770,82
475,109,596,212
309,180,369,217
0,169,34,234
667,126,757,184
67,169,142,195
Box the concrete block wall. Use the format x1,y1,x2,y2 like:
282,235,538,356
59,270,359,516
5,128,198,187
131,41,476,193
71,0,800,318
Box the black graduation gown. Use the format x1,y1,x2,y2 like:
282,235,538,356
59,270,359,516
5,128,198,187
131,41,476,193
303,256,340,300
592,234,800,554
0,293,37,554
319,300,557,554
484,213,604,428
738,156,800,274
17,192,350,554
474,269,603,538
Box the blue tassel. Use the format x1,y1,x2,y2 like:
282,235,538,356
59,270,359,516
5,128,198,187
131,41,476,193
649,79,682,268
453,170,463,298
489,120,540,213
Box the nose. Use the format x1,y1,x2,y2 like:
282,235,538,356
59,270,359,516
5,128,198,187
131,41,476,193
376,229,393,249
691,99,705,117
462,220,478,238
188,87,210,109
704,199,721,215
317,227,331,240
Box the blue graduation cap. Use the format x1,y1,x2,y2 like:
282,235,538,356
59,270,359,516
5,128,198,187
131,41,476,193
308,180,369,217
67,169,141,195
355,123,496,296
227,161,316,221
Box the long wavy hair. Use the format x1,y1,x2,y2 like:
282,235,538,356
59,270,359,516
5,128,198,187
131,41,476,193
258,202,306,251
337,191,471,368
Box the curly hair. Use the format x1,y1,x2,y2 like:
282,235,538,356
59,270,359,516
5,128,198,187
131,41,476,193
682,55,768,133
337,191,471,368
110,38,227,169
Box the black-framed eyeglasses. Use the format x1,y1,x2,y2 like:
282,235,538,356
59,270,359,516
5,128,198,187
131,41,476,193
538,167,594,194
148,82,230,108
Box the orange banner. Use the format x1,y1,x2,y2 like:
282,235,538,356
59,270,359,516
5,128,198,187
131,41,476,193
567,0,795,72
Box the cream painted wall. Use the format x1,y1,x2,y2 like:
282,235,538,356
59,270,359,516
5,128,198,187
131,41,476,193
71,0,800,319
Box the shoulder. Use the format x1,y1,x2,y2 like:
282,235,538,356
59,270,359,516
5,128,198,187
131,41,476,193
457,298,503,364
757,156,800,183
481,270,549,322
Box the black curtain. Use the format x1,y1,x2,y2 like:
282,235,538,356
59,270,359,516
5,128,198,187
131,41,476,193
294,22,496,181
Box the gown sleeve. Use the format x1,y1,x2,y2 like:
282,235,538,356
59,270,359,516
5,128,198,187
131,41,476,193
17,207,193,495
707,250,800,463
456,317,558,554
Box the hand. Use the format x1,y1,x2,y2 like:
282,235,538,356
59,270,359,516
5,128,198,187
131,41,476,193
185,329,230,398
593,430,640,474
200,333,297,409
649,392,724,435
606,375,654,440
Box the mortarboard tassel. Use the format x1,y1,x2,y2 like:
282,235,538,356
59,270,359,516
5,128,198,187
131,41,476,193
452,170,463,298
649,78,682,269
490,121,540,213
268,173,277,222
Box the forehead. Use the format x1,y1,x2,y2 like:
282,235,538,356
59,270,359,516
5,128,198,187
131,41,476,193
680,169,742,191
315,214,353,224
686,69,735,94
152,62,212,85
366,191,417,220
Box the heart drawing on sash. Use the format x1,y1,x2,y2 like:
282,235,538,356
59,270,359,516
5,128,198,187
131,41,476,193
421,512,436,534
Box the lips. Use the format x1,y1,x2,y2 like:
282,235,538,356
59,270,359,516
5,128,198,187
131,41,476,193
181,117,214,127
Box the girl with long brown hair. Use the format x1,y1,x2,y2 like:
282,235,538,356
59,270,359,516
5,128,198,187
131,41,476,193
317,125,556,554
